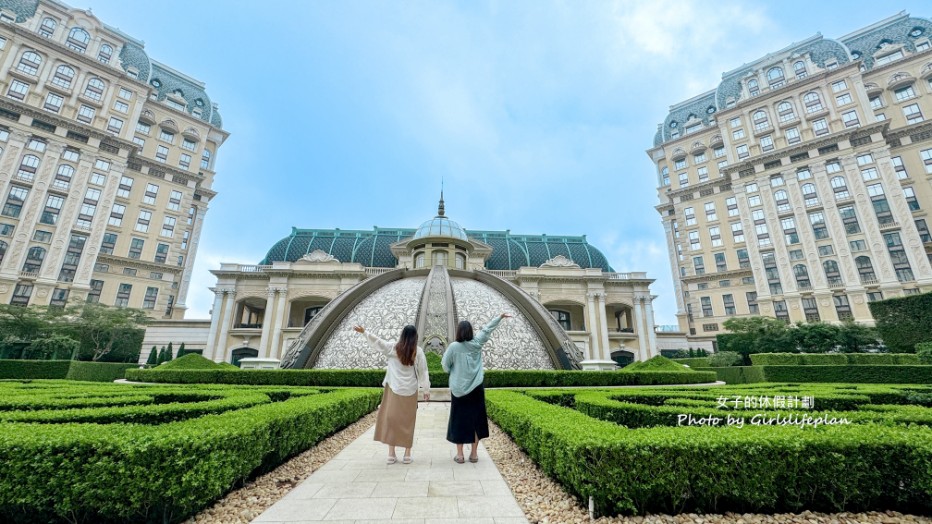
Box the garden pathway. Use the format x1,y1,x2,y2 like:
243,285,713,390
252,401,528,524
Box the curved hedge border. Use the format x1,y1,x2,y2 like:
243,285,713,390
66,362,139,382
125,368,718,387
0,385,380,523
0,360,139,382
486,389,932,517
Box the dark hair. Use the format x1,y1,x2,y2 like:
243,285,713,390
395,325,418,366
455,320,474,343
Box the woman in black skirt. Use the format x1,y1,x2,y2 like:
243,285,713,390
441,312,511,463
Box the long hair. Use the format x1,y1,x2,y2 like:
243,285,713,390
455,320,474,343
395,325,418,366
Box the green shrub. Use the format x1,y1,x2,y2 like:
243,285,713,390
487,390,932,516
126,367,717,387
799,354,849,365
156,353,231,371
750,353,801,365
869,292,932,353
23,335,80,360
0,360,71,379
707,351,743,367
0,386,380,523
918,343,932,365
620,356,691,372
146,346,158,366
750,353,922,366
762,365,932,384
65,361,138,382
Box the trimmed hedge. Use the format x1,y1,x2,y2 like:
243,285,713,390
65,362,138,382
0,386,380,523
750,353,922,366
869,291,932,353
762,365,932,384
694,366,766,384
487,389,932,516
125,368,718,387
670,357,711,367
0,359,71,379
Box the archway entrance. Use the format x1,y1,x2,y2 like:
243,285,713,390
610,349,635,368
231,347,259,367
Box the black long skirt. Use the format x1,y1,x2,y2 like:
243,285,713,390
446,384,490,443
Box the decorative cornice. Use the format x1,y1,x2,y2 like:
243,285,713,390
0,97,138,152
540,255,581,269
97,253,183,274
298,249,340,263
681,268,753,284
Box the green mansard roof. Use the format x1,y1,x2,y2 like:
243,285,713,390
261,227,615,272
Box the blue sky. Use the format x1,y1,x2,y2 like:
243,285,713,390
85,1,931,322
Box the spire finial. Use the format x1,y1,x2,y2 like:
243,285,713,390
437,179,445,217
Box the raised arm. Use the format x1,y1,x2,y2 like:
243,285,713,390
472,313,511,347
353,326,395,356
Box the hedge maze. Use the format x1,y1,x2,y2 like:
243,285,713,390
487,383,932,517
0,380,381,523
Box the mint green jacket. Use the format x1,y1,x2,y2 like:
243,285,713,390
441,317,502,398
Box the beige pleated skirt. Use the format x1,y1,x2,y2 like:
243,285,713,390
374,384,418,448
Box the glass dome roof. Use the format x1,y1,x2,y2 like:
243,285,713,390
413,217,468,241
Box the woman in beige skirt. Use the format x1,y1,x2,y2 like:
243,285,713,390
353,324,430,464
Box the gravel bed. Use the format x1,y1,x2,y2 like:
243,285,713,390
184,411,377,524
484,422,930,524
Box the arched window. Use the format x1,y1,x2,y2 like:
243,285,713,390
39,17,57,37
855,256,876,283
767,67,785,87
823,260,842,286
414,253,425,268
51,65,75,89
16,51,42,76
54,164,75,190
794,61,807,79
97,43,113,64
773,189,791,213
83,78,105,102
23,246,46,272
793,264,811,288
455,253,466,269
200,149,212,170
804,91,824,113
831,176,850,200
67,27,90,52
0,240,7,263
752,109,770,132
801,183,819,206
776,100,796,122
17,155,40,182
747,78,760,96
550,310,571,331
432,250,448,266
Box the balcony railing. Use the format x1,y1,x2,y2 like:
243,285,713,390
19,271,38,279
365,267,394,277
828,279,845,289
860,278,879,285
655,325,682,333
483,270,516,279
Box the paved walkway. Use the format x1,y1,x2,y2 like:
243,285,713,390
252,402,528,524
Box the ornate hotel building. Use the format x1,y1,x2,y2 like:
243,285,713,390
648,12,932,348
0,0,227,317
145,197,665,368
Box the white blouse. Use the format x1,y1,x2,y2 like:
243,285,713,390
364,332,430,396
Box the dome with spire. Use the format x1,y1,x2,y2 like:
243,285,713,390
412,191,468,241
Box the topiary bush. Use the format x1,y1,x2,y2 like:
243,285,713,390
707,351,743,367
620,356,691,373
917,342,932,365
869,291,932,353
65,361,138,382
0,359,71,379
155,353,233,371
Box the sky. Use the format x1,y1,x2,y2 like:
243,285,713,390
81,0,931,323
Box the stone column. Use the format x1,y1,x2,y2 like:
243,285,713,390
644,297,659,359
204,289,225,361
268,289,288,359
633,297,649,361
596,293,611,360
258,288,276,358
585,292,600,361
215,289,237,363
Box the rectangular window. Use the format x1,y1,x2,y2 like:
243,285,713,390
831,80,848,93
135,210,152,233
916,219,932,243
101,232,117,255
731,222,745,243
156,145,169,162
181,230,190,250
737,248,749,269
143,183,159,205
870,96,883,110
688,231,701,251
107,117,123,134
86,280,103,303
895,86,916,101
161,216,176,237
709,226,722,247
167,190,183,211
733,128,745,140
155,243,169,263
713,146,725,158
904,187,920,211
136,122,151,135
90,173,105,185
128,238,144,259
760,135,774,151
159,130,174,144
842,110,859,128
736,144,749,159
44,92,64,112
850,239,867,252
123,267,137,276
812,118,828,135
696,166,708,182
0,223,14,236
892,156,909,179
10,284,33,306
7,80,29,100
117,176,134,198
835,93,852,106
746,291,759,314
700,296,713,317
133,136,145,147
678,172,689,187
179,153,191,170
115,283,132,308
704,202,717,221
809,211,828,239
785,127,800,144
838,205,861,234
818,245,834,256
904,103,923,124
182,138,197,151
39,194,64,225
114,100,129,113
57,234,86,283
77,105,95,124
834,295,853,321
2,186,29,218
119,87,133,100
108,203,125,226
684,207,696,226
726,197,738,217
722,294,736,316
143,286,158,309
714,252,727,272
